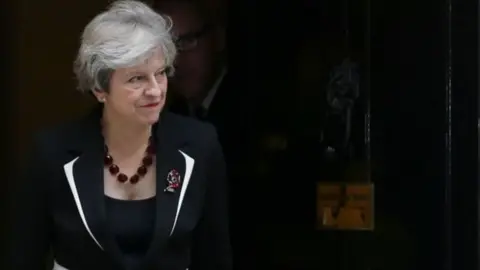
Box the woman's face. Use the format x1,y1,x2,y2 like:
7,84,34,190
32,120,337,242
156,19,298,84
95,49,169,126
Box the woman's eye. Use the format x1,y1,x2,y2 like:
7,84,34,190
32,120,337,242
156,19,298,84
156,68,169,77
128,76,143,83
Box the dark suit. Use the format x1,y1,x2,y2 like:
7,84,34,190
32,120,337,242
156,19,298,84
7,106,232,270
167,72,250,173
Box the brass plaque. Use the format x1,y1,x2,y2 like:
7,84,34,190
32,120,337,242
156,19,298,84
316,182,374,230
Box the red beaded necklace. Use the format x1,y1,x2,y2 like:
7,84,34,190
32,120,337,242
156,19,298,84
103,136,156,184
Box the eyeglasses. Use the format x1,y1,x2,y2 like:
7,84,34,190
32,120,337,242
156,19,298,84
175,25,212,52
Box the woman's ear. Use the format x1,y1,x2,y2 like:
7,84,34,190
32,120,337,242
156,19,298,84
91,89,107,103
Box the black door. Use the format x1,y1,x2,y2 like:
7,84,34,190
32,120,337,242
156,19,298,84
228,0,478,269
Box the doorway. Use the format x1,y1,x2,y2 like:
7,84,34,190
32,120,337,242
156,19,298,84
227,0,478,269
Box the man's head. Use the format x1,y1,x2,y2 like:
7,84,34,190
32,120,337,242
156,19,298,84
153,0,226,102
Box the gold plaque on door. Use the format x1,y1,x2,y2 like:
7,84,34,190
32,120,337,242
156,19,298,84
316,182,374,230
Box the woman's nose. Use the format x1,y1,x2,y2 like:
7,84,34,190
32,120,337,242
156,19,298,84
146,79,162,96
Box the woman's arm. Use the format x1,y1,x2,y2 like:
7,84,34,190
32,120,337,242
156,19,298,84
7,134,52,269
190,127,232,270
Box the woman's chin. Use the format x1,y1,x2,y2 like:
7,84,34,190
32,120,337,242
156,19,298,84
141,115,160,126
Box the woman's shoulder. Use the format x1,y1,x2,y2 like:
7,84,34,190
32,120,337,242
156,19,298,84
162,112,219,143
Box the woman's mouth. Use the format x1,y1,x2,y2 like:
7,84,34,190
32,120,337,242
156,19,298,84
141,102,160,108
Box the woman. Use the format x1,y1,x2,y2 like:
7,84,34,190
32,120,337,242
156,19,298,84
8,1,232,269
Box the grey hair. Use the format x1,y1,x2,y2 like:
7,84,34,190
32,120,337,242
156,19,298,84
74,0,177,93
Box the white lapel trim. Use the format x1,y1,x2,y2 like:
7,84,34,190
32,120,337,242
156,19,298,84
53,260,188,270
63,157,103,250
170,150,195,236
52,261,68,270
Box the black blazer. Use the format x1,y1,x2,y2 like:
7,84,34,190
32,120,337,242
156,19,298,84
7,106,232,270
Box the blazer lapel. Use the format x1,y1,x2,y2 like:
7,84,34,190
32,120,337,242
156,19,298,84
140,113,196,268
62,107,125,266
67,148,106,249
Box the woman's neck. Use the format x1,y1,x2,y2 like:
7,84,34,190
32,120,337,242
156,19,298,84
102,110,152,156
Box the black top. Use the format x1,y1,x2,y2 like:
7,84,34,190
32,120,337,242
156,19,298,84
105,196,156,269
